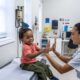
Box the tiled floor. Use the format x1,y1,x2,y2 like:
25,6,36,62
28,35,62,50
46,56,79,80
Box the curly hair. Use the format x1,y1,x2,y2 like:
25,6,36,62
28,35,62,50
19,28,32,41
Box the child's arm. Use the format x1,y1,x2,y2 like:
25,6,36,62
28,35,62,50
27,43,45,59
27,49,44,59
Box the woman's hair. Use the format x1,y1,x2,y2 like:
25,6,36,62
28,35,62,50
74,23,80,34
19,28,32,41
68,39,78,49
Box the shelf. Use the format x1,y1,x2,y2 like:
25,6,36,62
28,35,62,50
62,39,69,42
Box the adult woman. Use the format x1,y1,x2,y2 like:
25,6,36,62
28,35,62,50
45,23,80,79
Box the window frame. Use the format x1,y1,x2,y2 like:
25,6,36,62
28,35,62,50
0,0,15,46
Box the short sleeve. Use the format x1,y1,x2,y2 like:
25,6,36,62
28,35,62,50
68,53,80,72
22,45,31,56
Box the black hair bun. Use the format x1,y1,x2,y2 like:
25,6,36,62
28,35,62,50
68,39,78,49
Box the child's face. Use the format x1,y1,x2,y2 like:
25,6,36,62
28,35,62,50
22,30,34,45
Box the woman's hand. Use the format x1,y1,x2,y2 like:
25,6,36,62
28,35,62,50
51,43,56,52
44,40,50,53
51,37,56,52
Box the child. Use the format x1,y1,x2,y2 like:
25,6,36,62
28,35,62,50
19,27,59,80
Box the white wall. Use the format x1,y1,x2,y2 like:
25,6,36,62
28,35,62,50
43,0,80,35
24,0,32,28
31,0,43,44
15,0,24,7
43,0,80,20
32,0,40,24
24,0,42,29
24,0,40,28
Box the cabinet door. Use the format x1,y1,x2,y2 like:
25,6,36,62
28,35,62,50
61,40,76,56
61,41,69,55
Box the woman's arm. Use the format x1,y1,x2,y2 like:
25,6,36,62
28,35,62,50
53,50,71,63
45,53,73,74
51,40,71,63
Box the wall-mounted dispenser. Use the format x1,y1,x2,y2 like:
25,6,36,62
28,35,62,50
15,6,24,28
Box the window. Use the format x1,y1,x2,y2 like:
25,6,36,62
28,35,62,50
0,0,15,45
0,0,6,38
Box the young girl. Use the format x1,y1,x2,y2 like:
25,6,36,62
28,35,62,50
19,27,59,80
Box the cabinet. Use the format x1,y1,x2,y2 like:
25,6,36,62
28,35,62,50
61,40,69,55
61,39,78,56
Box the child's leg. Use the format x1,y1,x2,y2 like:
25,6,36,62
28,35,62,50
34,61,53,78
35,61,59,80
20,63,47,80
